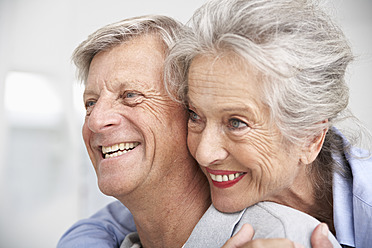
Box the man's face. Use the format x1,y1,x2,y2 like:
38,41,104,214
82,34,190,198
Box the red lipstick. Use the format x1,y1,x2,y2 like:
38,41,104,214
206,168,246,189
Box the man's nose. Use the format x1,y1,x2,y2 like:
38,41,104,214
87,98,121,133
194,126,228,167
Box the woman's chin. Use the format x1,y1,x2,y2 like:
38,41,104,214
211,195,248,213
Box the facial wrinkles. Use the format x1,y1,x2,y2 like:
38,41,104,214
188,55,305,209
92,79,168,114
254,132,297,200
190,59,285,192
189,71,235,99
188,70,265,125
104,56,179,123
252,129,279,164
139,92,181,126
250,131,278,180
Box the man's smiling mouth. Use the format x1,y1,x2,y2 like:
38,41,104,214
102,142,139,159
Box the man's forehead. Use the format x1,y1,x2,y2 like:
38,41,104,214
84,78,163,94
84,35,166,94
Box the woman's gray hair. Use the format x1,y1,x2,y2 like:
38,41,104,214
165,0,354,145
72,15,184,84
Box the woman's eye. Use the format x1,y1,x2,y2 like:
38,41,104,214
229,118,248,129
188,109,200,122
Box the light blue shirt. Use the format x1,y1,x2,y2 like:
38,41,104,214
58,139,372,248
57,201,135,248
333,143,372,248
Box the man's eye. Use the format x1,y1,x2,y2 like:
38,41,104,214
229,118,248,129
124,92,138,98
85,100,96,109
84,100,96,116
121,91,144,106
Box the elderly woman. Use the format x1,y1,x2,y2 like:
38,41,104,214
165,0,371,247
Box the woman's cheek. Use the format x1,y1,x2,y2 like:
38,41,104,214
187,132,199,157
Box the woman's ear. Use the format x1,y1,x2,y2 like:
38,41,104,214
300,122,328,165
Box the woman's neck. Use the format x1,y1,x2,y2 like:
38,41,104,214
270,166,335,234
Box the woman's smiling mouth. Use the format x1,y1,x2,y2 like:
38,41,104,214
206,168,246,188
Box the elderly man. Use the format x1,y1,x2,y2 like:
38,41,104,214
58,15,332,248
67,15,210,248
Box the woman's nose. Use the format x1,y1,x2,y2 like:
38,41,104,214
194,127,228,167
86,98,121,133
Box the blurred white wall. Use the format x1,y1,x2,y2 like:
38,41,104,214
0,0,371,247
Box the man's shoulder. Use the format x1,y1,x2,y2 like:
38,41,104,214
348,147,372,205
57,201,136,248
120,232,141,248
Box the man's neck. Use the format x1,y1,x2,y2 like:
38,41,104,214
118,163,210,248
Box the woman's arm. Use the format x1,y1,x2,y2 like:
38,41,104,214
222,223,333,248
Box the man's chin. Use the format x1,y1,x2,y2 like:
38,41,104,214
97,178,134,198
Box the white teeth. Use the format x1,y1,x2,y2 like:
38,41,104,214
119,143,124,150
209,172,244,182
102,142,139,158
104,149,129,159
216,175,223,182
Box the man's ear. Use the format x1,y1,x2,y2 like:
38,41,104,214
300,122,328,165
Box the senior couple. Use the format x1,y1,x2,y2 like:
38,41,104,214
59,0,372,247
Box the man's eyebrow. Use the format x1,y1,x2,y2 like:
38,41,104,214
83,89,98,98
115,80,150,92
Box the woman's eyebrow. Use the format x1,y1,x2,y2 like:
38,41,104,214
221,106,254,112
222,105,259,120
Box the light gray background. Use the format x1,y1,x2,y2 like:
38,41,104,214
0,0,371,247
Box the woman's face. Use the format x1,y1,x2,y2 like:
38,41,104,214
187,54,303,213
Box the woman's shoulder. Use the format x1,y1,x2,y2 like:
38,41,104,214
238,202,340,247
252,201,319,225
240,202,320,234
